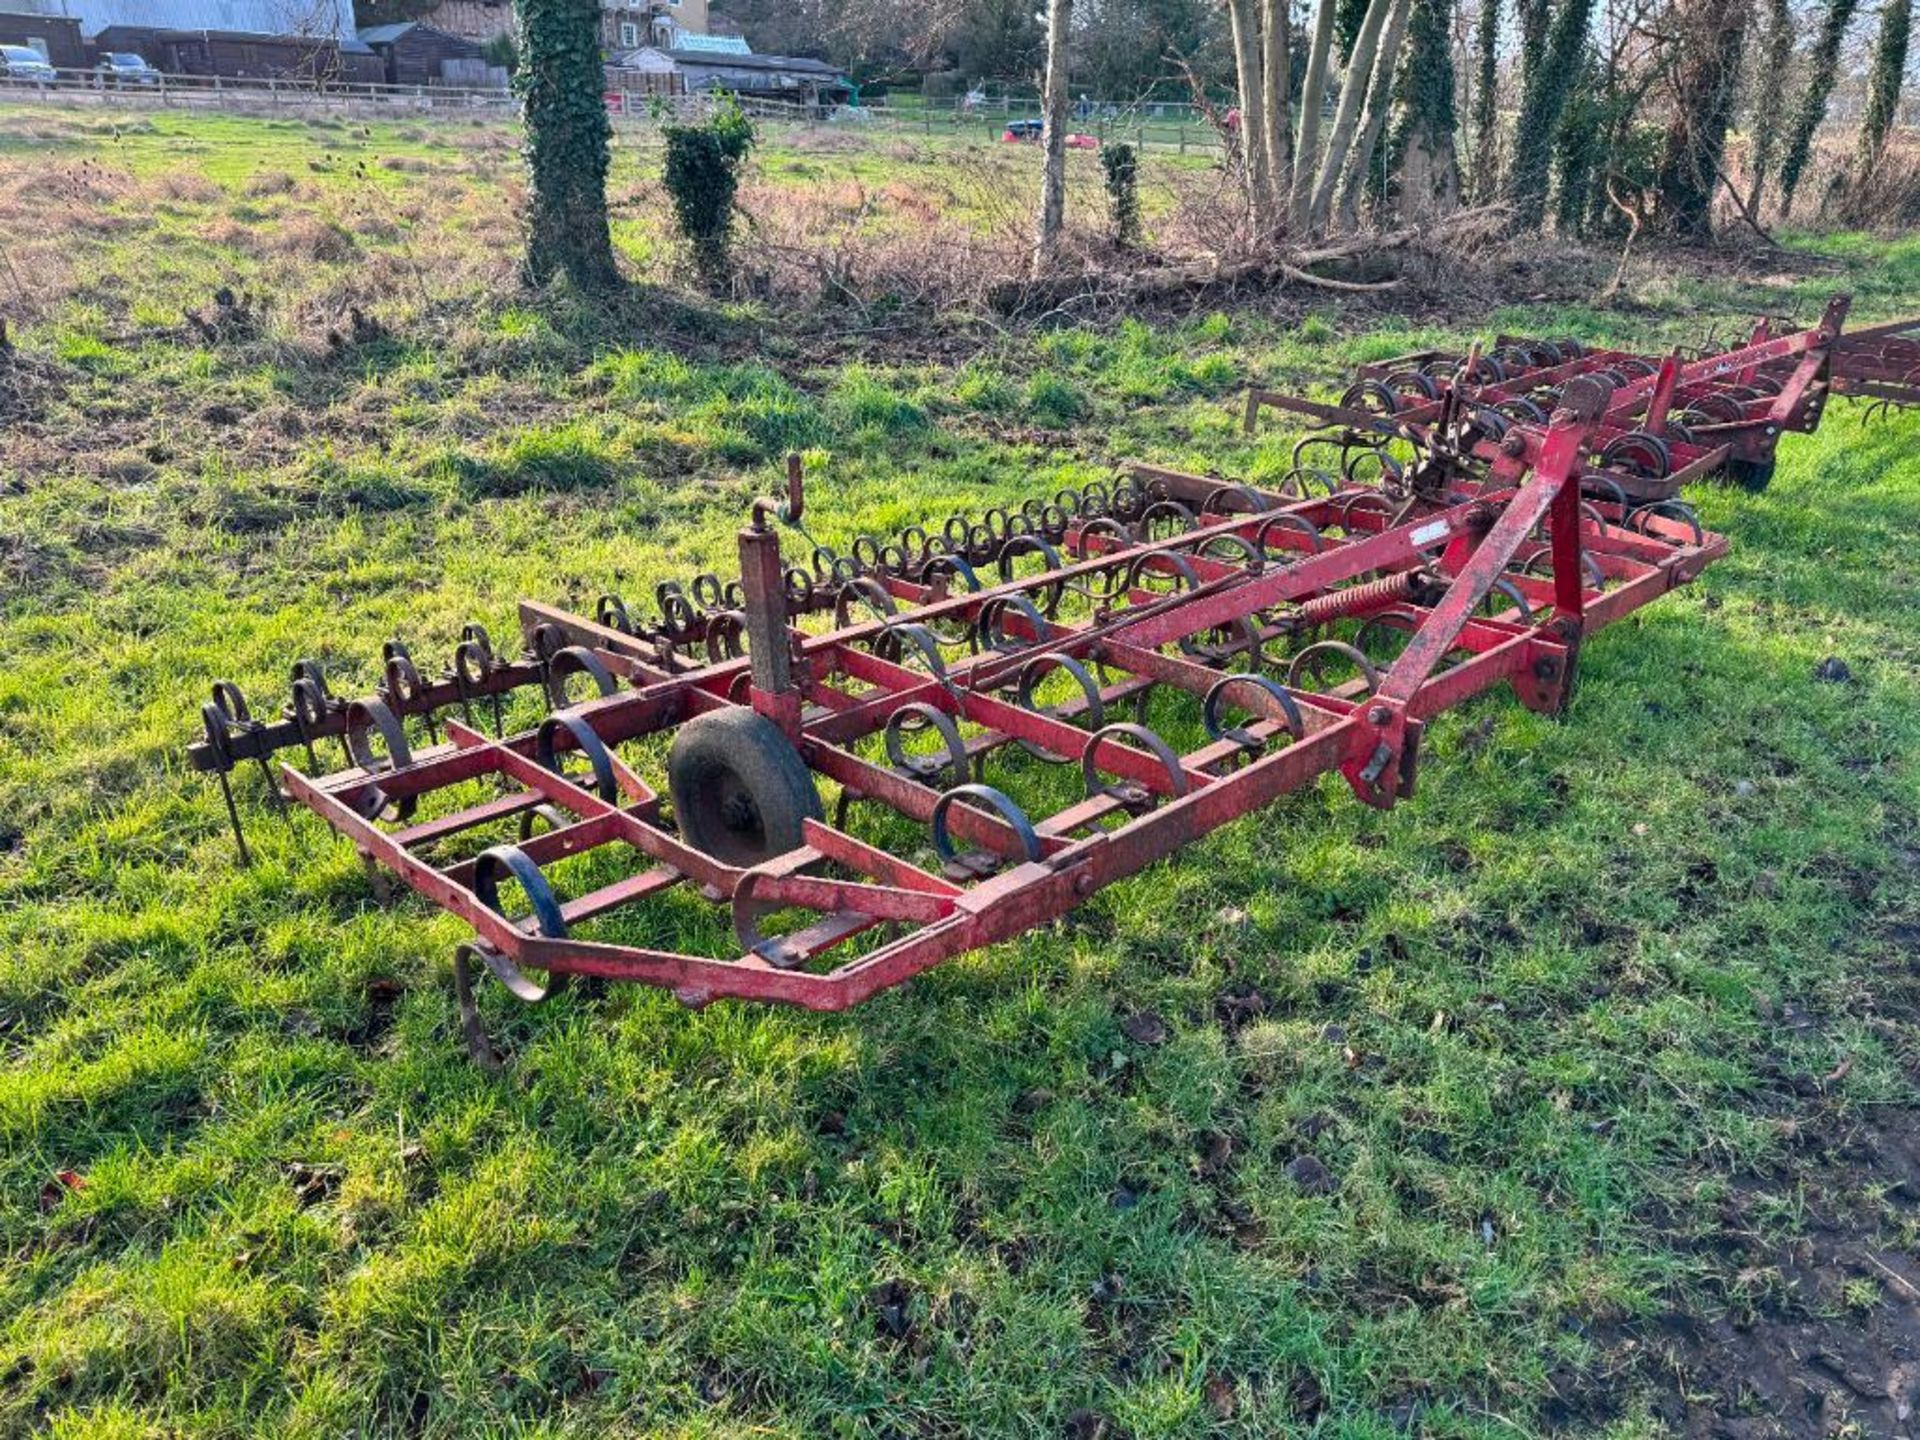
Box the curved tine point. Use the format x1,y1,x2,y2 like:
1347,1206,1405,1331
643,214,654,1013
730,866,819,968
535,712,618,801
1286,641,1382,697
1080,721,1189,802
884,701,970,786
211,679,251,723
451,944,507,1071
930,783,1043,866
884,621,953,686
1203,673,1305,745
462,850,572,1007
1014,651,1105,762
976,593,1052,653
547,645,618,708
345,696,412,775
1256,512,1323,556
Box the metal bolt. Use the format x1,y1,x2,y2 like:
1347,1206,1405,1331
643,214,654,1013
1369,706,1390,725
1501,433,1527,457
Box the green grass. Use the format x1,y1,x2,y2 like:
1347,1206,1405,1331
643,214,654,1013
2,107,1918,1439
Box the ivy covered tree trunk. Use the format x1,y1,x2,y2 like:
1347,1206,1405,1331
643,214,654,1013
1392,0,1461,217
1652,0,1750,237
1468,0,1501,201
1034,0,1074,270
1550,58,1605,233
1518,0,1550,89
1852,0,1912,177
1776,0,1862,218
1743,0,1794,215
515,0,619,289
1504,0,1596,229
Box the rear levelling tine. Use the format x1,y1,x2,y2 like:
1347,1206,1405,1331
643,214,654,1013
254,751,289,816
203,697,253,864
215,767,251,867
451,943,505,1072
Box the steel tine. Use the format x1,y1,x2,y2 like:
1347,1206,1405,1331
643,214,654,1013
254,753,288,816
215,767,252,867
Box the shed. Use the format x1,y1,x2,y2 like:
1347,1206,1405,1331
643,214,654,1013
605,43,680,95
151,28,381,81
355,20,483,86
664,47,851,105
0,9,84,66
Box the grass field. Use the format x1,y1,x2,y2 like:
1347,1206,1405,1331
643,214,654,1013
2,108,1918,1438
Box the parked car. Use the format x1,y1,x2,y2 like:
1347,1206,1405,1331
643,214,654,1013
0,44,57,82
1001,118,1099,149
96,52,159,85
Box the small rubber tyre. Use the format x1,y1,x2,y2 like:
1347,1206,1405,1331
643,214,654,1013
1725,456,1775,493
668,709,824,866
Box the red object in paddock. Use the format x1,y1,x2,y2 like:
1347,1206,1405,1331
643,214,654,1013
189,378,1726,1060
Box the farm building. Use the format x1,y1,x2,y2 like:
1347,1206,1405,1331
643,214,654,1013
0,9,84,65
608,42,851,106
354,20,486,85
604,42,680,96
89,24,381,78
0,0,352,39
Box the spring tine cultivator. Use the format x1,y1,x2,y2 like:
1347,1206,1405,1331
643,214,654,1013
188,353,1749,1062
1833,314,1920,421
1246,292,1914,494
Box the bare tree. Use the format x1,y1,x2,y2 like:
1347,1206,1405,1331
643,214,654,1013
1034,0,1076,271
1308,0,1398,228
1261,0,1294,201
1291,0,1342,225
1336,0,1416,224
1227,0,1278,230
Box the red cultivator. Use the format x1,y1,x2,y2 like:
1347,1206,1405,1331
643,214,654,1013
1245,293,1920,495
192,367,1732,1062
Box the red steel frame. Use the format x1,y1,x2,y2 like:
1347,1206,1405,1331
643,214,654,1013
241,384,1724,1033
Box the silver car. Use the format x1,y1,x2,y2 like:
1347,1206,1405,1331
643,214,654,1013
0,44,57,82
97,51,159,85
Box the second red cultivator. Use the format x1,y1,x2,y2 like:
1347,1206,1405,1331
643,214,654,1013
1245,292,1920,494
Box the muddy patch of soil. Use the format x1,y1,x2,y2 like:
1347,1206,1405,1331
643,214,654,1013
1555,1111,1920,1437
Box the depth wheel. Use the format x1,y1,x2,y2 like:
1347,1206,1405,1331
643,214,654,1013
668,709,824,866
1725,456,1775,493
